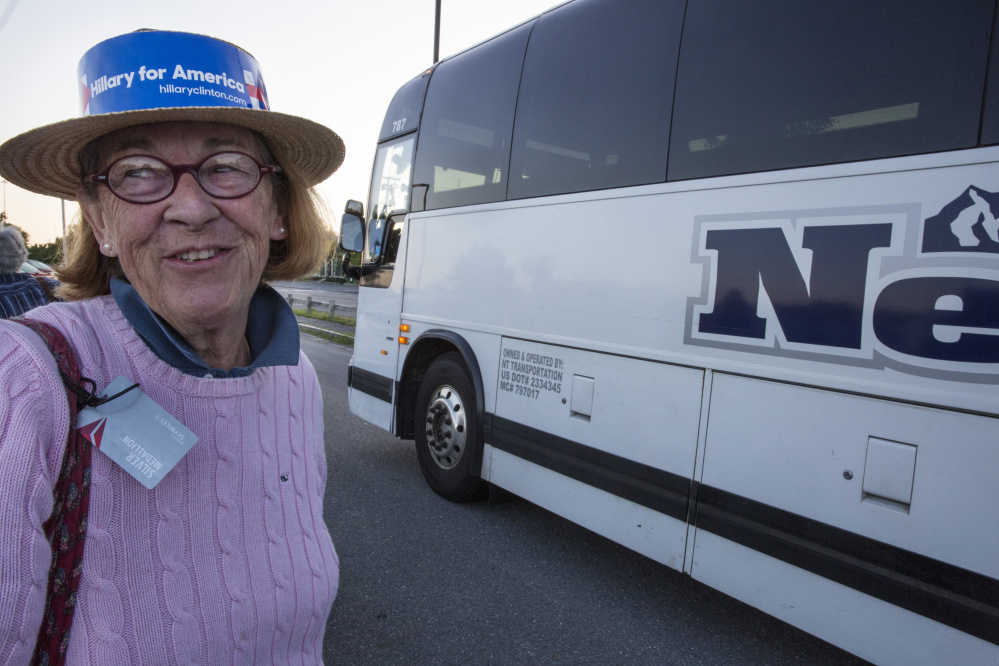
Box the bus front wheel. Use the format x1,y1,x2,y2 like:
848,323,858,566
414,353,487,502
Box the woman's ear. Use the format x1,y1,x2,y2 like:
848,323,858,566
76,188,114,255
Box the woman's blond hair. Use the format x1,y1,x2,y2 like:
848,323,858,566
56,131,332,301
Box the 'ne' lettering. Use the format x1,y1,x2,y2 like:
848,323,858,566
698,223,893,348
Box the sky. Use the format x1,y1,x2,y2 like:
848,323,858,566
0,0,562,245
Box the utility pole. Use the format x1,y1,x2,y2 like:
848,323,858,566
61,198,68,256
434,0,441,63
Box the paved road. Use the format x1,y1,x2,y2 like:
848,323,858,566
304,334,866,665
272,280,358,313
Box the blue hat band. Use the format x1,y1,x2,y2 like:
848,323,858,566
78,31,270,117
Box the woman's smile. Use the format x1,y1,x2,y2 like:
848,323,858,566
166,244,235,266
175,247,220,262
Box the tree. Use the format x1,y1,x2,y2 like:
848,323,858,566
0,217,30,246
28,239,63,266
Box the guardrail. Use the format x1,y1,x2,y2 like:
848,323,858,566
283,293,357,318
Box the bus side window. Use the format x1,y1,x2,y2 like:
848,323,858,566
383,220,403,265
412,24,530,211
979,4,999,145
668,0,993,181
508,0,684,200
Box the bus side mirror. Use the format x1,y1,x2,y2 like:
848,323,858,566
339,200,365,280
340,211,364,254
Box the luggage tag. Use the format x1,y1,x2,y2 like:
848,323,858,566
76,376,198,489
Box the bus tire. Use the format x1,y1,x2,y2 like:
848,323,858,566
414,352,487,502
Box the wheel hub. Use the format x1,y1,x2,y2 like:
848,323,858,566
424,384,466,470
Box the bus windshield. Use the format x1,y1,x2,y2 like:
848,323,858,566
364,136,415,264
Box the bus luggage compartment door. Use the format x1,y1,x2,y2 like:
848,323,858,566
691,374,999,665
486,338,705,571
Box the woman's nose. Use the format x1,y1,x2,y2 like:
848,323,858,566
164,171,219,226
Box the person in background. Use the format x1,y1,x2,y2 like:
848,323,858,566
0,225,57,318
0,29,343,664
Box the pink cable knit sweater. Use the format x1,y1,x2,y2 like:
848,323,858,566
0,296,338,664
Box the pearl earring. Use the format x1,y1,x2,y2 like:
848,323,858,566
103,242,111,250
279,227,286,234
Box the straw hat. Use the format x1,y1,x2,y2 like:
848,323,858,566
0,30,345,201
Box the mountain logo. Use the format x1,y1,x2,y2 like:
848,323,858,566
922,186,999,254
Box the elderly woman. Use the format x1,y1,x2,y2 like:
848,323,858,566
0,225,56,318
0,31,342,664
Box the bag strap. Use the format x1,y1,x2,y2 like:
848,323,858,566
14,317,92,666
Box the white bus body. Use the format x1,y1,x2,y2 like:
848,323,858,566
342,1,999,663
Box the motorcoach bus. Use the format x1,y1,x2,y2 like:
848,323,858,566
338,1,999,662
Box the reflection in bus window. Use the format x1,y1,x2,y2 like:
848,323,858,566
668,0,992,180
364,136,414,264
509,0,683,199
383,220,404,265
413,24,530,210
364,217,386,264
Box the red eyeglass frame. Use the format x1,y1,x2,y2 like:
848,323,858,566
89,151,283,204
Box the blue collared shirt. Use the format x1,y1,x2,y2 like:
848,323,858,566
0,272,53,319
110,277,300,378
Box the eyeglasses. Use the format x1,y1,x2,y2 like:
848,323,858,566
90,151,282,204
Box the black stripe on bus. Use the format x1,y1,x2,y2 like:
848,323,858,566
486,414,999,645
694,484,999,646
486,414,691,522
349,366,393,403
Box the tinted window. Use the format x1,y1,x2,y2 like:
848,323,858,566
669,1,993,181
379,71,431,141
413,25,530,210
383,219,403,265
360,217,405,289
509,0,683,199
979,6,999,145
